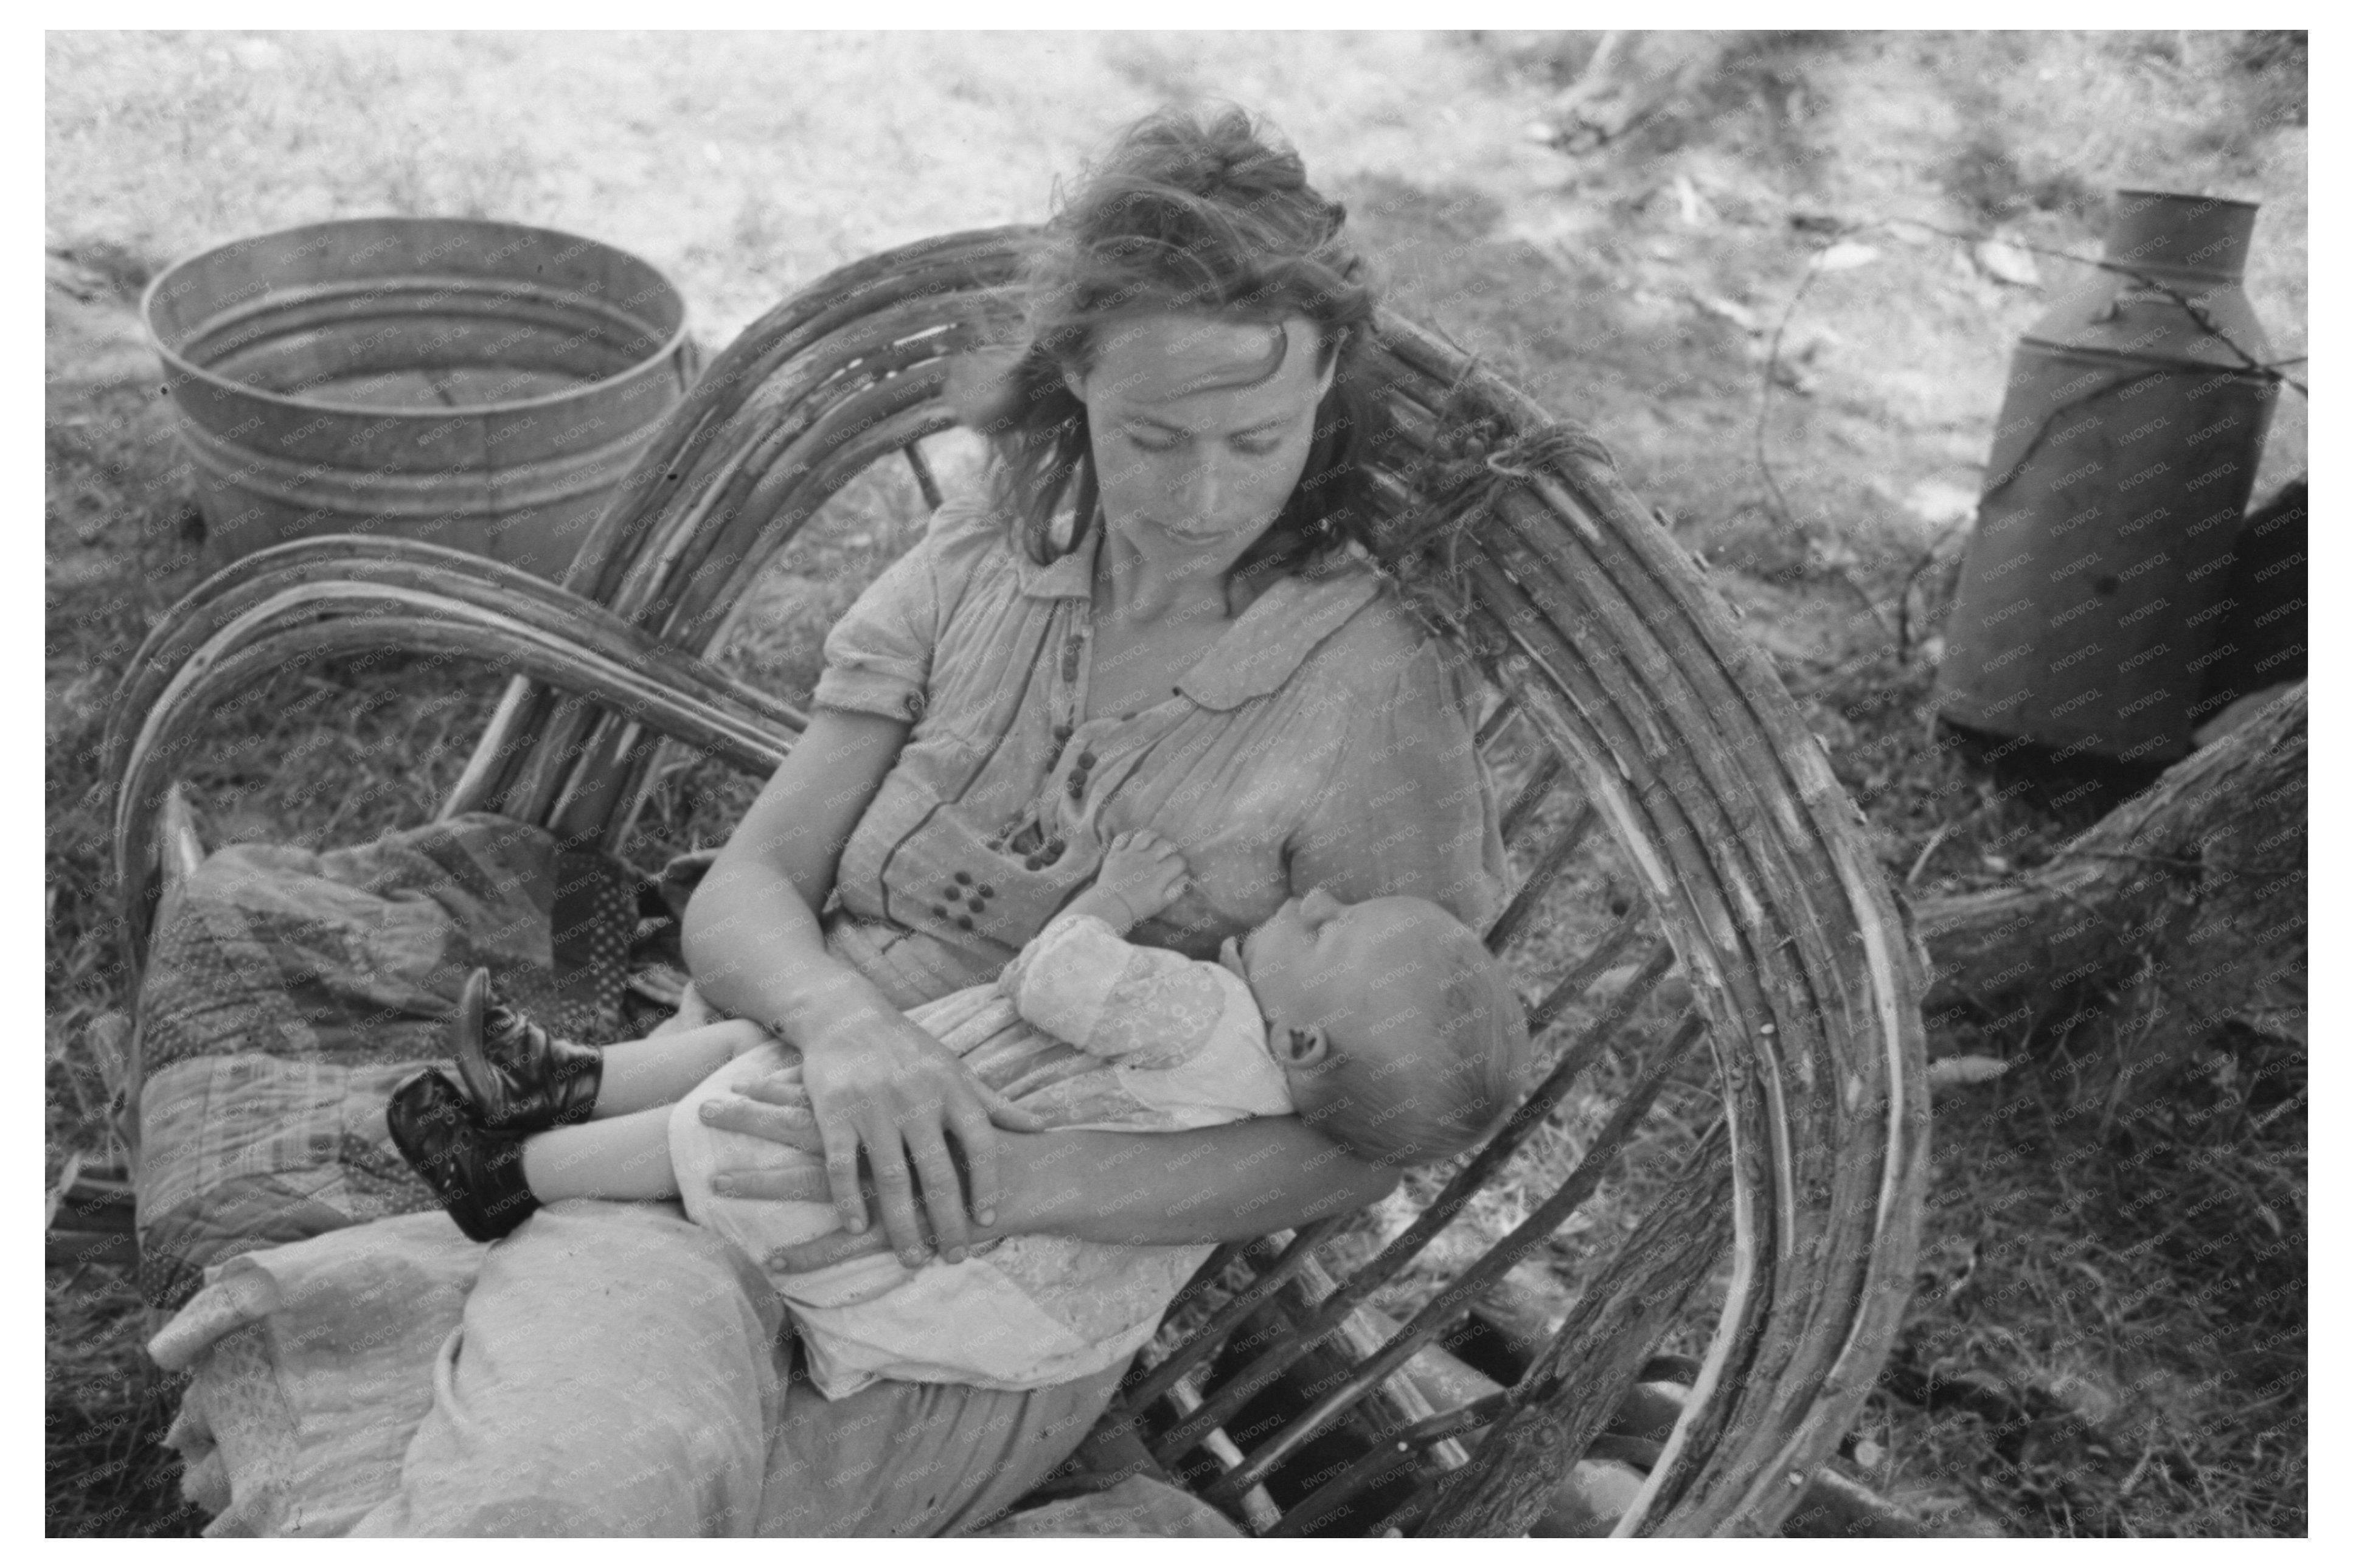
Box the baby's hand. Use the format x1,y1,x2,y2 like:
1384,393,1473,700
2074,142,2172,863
1090,830,1190,929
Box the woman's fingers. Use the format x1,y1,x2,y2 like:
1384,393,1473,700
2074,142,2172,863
768,1224,896,1274
904,1128,972,1261
946,1098,1001,1227
857,1124,928,1263
819,1114,871,1235
978,1084,1049,1134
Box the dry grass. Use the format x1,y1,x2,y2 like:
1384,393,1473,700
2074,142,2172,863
46,30,2303,1538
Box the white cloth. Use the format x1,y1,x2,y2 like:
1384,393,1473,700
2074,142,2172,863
669,914,1294,1398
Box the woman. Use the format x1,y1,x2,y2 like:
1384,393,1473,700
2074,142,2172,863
354,106,1507,1536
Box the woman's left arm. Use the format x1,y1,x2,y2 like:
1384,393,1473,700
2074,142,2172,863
702,1105,1399,1268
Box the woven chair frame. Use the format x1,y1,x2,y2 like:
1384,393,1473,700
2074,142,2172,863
106,227,1928,1536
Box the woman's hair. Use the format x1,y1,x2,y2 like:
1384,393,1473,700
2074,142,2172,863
1302,912,1533,1168
954,106,1390,574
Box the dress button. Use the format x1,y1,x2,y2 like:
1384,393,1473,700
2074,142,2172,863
1077,751,1097,769
929,904,948,920
954,870,973,886
956,915,975,931
1024,855,1044,871
1052,724,1072,743
976,884,995,898
942,884,961,899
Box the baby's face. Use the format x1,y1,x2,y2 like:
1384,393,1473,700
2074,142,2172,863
1241,889,1443,1096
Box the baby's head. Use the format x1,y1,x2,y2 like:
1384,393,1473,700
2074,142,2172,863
1237,889,1531,1167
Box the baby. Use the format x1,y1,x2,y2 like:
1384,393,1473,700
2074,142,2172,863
390,830,1530,1396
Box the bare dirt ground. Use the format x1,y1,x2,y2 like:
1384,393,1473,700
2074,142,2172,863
46,30,2306,1536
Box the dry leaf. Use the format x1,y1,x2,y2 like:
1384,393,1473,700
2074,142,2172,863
1815,240,1882,272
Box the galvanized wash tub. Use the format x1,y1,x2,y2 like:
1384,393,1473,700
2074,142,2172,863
143,218,694,578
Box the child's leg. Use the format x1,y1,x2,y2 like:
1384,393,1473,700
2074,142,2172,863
521,1106,683,1201
591,1018,774,1117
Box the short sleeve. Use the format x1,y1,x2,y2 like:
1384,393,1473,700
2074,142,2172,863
998,914,1225,1070
810,527,947,722
1287,630,1507,934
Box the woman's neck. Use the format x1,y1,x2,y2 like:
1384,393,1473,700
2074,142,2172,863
1096,529,1240,626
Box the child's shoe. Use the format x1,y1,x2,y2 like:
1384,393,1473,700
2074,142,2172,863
452,967,603,1131
386,1067,541,1243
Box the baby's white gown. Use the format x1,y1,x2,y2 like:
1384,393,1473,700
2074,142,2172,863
666,914,1294,1398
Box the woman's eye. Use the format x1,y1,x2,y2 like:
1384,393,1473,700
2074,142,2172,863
1126,433,1181,454
1232,439,1282,457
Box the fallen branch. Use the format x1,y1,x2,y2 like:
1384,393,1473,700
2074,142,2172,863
1913,684,2305,1106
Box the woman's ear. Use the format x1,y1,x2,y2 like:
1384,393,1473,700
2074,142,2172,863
1313,347,1339,406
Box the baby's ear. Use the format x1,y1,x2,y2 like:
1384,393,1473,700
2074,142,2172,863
1274,1024,1330,1068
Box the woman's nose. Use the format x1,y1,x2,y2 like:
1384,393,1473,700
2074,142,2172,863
1176,450,1226,523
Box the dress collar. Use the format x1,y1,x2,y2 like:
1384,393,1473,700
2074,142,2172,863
1015,519,1388,711
1176,561,1385,711
1015,525,1387,716
1010,518,1100,601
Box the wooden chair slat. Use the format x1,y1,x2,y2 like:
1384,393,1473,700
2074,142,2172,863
1524,911,1655,1037
108,543,805,957
1124,1220,1347,1416
1493,749,1565,851
450,243,1026,816
1264,1390,1515,1538
1472,692,1521,752
1482,801,1599,954
902,440,944,513
1468,493,1926,1525
560,227,1032,610
1419,1126,1737,1537
1168,1373,1282,1533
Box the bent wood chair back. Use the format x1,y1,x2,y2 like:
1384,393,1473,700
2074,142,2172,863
109,227,1928,1536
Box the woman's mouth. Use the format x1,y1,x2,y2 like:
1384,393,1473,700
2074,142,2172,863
1155,518,1224,543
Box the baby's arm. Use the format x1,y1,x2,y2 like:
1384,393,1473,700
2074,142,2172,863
999,832,1226,1070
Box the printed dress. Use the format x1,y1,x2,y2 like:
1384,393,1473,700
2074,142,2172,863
801,491,1508,1010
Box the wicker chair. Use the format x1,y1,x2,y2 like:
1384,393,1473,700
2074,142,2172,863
106,227,1928,1536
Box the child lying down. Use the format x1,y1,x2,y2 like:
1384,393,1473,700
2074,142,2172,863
389,830,1529,1397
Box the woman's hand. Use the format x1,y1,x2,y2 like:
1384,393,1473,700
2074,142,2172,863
703,1078,1025,1272
704,996,1044,1266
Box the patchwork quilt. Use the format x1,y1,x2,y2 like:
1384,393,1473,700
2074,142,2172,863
133,813,642,1309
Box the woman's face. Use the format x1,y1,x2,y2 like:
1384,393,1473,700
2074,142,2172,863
1063,312,1336,574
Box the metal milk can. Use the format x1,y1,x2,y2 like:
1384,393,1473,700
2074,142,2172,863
1934,190,2276,765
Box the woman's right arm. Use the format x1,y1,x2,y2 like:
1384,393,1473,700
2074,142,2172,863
683,706,906,1036
683,707,1032,1264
